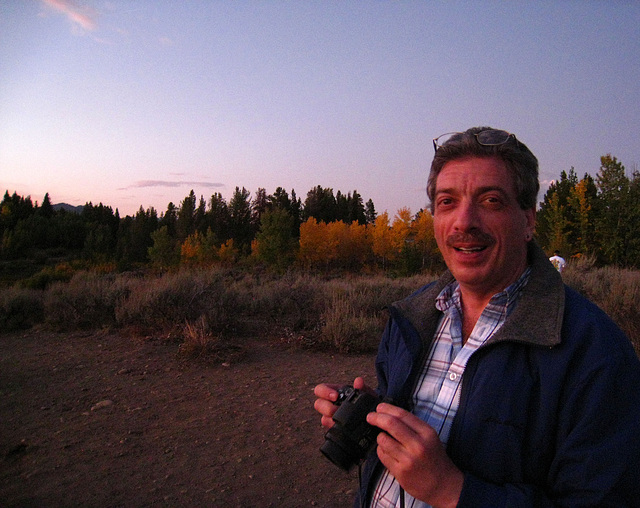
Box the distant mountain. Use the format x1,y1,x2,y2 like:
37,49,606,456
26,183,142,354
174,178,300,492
52,203,84,214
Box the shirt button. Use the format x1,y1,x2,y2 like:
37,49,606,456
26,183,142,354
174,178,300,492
449,372,457,381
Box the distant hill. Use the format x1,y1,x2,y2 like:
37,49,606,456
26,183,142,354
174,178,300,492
52,203,84,214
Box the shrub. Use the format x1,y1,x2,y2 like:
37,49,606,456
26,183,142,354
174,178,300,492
0,286,44,331
177,315,246,364
20,262,75,290
115,268,239,335
319,273,436,353
242,272,327,332
320,292,381,353
44,271,128,330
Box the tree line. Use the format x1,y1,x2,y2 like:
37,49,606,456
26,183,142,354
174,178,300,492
0,185,441,275
3,152,638,278
536,154,640,268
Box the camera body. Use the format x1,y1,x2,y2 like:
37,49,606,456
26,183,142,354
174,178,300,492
320,385,383,471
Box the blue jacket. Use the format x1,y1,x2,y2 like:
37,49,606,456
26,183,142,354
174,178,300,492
357,243,640,507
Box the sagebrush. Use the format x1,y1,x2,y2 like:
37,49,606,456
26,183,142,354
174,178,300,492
1,264,639,356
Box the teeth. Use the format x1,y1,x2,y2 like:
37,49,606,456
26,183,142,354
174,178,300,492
457,247,483,252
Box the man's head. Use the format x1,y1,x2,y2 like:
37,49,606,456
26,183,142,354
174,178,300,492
429,127,539,301
427,127,539,214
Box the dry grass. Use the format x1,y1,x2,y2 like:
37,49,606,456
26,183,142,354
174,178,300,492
1,265,638,357
178,316,246,364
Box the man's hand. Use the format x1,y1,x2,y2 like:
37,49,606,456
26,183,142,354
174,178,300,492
313,377,368,429
367,403,464,508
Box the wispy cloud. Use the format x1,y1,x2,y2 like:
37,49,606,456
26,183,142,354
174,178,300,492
119,180,226,190
41,0,97,32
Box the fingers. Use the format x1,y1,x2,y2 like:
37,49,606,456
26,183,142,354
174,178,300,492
368,403,439,452
313,383,341,402
314,396,338,417
368,403,423,435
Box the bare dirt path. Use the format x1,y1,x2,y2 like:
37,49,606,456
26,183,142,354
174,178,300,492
0,330,377,507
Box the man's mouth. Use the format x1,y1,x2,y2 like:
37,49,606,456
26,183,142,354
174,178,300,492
446,232,494,253
454,245,486,253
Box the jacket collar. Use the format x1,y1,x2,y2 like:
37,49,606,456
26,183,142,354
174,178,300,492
391,241,565,350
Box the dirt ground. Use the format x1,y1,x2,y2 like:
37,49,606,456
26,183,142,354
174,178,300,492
0,329,377,507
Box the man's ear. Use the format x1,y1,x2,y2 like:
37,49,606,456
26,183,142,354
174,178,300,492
525,208,536,240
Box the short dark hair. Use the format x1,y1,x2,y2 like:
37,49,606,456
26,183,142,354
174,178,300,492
427,126,539,213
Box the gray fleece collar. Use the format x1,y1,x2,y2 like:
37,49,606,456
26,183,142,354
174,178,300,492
391,241,565,350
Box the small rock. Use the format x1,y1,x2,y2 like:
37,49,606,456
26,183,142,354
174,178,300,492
91,400,114,411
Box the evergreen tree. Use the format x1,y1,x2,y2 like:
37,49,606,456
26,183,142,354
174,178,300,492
289,189,302,237
81,202,118,259
229,187,253,253
347,190,366,224
159,202,178,237
116,206,158,266
253,208,297,270
335,190,349,222
365,198,377,224
205,192,230,245
148,226,179,268
39,193,54,218
195,195,207,233
596,155,630,266
536,170,576,254
252,187,269,231
176,190,197,242
303,186,336,223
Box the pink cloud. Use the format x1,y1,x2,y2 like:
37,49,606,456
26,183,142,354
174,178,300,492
118,181,226,190
42,0,97,31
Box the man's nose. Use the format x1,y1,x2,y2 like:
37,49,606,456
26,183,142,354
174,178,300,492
453,201,480,231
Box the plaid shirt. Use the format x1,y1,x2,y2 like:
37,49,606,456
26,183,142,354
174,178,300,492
370,268,531,508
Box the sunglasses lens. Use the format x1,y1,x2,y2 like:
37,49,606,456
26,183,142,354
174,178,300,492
476,130,512,145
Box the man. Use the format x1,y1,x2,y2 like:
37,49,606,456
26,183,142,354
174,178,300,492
549,250,566,272
314,127,640,507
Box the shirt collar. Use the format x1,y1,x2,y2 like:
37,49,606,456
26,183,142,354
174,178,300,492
435,266,532,313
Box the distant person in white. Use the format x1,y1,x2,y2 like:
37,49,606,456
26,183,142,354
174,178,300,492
549,250,566,272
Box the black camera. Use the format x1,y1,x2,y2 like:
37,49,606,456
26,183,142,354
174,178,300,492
320,385,383,471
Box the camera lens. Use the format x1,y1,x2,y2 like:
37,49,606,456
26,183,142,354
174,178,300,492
320,435,357,471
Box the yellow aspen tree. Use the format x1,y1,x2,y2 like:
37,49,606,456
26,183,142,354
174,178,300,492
181,231,203,265
345,220,371,269
299,218,334,268
371,211,395,268
413,209,441,270
568,178,593,257
391,207,413,254
326,220,347,266
217,238,238,266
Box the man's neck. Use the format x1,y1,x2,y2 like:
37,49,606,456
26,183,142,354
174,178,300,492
458,291,490,343
456,269,530,343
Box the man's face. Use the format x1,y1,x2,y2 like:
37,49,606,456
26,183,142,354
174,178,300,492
432,156,536,301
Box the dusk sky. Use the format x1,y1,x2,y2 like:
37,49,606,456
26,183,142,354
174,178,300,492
1,1,639,217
